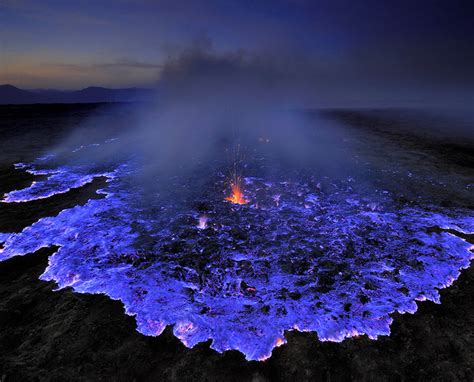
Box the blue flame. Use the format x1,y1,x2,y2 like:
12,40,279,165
0,146,473,361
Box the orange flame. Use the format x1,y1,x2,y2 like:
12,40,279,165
225,143,248,205
225,177,248,205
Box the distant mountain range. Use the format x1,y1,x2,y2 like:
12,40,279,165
0,84,154,104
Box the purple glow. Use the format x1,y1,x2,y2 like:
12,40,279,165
0,152,473,361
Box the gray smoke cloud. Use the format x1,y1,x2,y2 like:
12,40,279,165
49,44,361,194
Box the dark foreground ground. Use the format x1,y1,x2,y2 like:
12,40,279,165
0,104,473,381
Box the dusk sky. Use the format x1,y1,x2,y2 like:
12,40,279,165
1,0,473,106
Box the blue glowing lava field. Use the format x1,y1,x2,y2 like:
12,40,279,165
1,115,473,361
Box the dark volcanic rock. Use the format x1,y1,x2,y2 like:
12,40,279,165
0,248,473,381
0,105,473,380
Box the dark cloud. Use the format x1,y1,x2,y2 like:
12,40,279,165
2,0,473,106
159,42,474,108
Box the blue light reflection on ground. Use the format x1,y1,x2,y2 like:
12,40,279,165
1,149,473,361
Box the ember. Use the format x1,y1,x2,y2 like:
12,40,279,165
225,176,248,205
225,143,248,205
